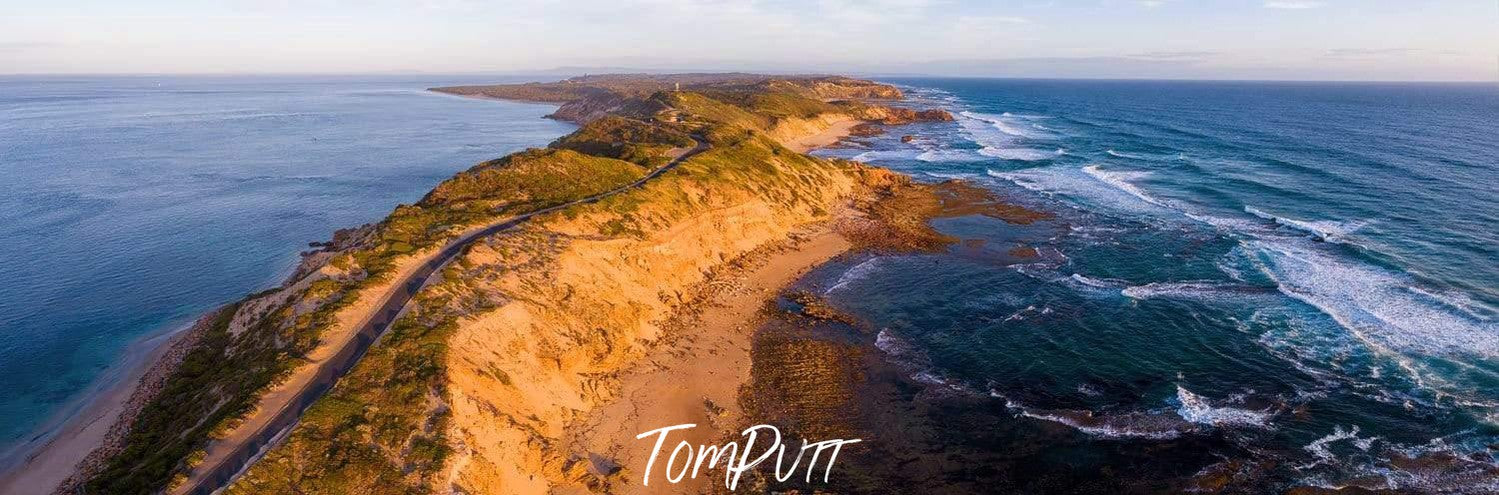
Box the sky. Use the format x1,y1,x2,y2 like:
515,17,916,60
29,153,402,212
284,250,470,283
2,0,1495,81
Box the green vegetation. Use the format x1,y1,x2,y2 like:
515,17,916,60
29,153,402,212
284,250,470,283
423,148,643,206
88,146,647,495
226,263,479,494
85,304,258,494
549,115,695,167
224,86,871,490
87,264,369,494
93,73,902,495
695,89,839,120
431,73,902,107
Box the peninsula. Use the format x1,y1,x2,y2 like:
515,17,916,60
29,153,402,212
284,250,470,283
8,73,969,494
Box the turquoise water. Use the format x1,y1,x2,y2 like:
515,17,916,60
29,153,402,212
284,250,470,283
812,79,1499,491
0,75,573,454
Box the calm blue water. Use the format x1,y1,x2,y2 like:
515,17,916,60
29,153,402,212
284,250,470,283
812,79,1499,491
0,75,573,452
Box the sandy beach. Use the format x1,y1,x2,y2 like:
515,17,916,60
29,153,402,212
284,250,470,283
563,227,853,494
7,81,873,494
0,311,216,495
554,119,868,494
787,117,861,153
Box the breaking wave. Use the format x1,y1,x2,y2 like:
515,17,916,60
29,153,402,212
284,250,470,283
877,329,978,395
915,148,986,162
987,166,1173,215
979,146,1066,161
1122,280,1276,303
1014,407,1188,440
991,390,1192,440
1070,273,1125,289
825,257,883,294
961,111,1052,139
1173,386,1276,428
1081,164,1172,209
1246,239,1499,358
1245,206,1366,242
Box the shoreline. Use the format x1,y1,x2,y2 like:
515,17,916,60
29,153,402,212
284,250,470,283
12,76,876,494
555,123,884,493
563,226,854,494
0,91,581,495
0,86,582,494
0,309,219,494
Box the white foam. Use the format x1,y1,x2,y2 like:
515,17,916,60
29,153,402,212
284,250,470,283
1122,280,1274,303
1174,386,1275,428
915,148,986,162
825,257,882,295
1069,273,1121,289
962,111,1049,139
1007,403,1188,440
876,330,977,395
1082,165,1172,209
1404,286,1498,322
1297,426,1499,491
987,166,1171,215
957,111,1057,157
1301,425,1364,467
874,328,912,356
1106,149,1147,160
1246,238,1499,358
978,146,1064,161
989,388,1193,441
849,149,922,163
921,171,977,180
1184,211,1271,234
1244,206,1366,242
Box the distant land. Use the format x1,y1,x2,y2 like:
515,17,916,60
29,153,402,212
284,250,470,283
1,73,1011,494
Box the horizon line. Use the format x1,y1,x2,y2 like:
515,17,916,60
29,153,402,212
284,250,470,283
1,71,1496,85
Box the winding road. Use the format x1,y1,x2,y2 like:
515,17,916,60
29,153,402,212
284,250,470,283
180,136,708,494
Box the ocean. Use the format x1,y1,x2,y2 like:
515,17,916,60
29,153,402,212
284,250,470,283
808,79,1499,492
2,75,1495,492
0,75,573,455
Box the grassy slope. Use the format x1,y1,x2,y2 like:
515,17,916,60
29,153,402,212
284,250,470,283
87,151,647,494
90,76,894,494
548,116,696,168
230,130,856,495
